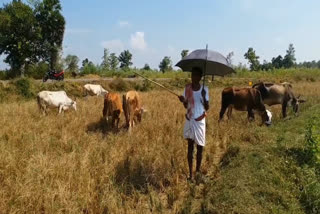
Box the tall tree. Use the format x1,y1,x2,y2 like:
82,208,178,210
118,50,133,69
34,0,65,70
0,0,41,76
244,48,260,71
283,43,296,68
65,55,79,73
271,55,283,69
226,51,234,66
181,50,189,59
109,53,119,70
101,48,110,70
143,63,151,70
159,56,172,73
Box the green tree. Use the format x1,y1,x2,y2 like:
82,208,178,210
244,48,260,71
82,58,89,67
109,53,119,70
283,43,296,68
271,55,283,69
143,63,151,70
118,50,133,69
261,60,273,71
101,48,110,70
65,55,79,73
0,0,41,77
181,50,189,59
159,56,172,73
34,0,65,70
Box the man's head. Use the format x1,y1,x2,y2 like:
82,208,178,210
191,67,203,85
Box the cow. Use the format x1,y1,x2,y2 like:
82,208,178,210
252,82,306,118
219,87,270,125
103,92,122,129
37,91,77,115
84,84,108,96
122,90,145,131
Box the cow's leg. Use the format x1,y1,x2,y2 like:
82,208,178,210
247,108,255,122
219,104,229,122
227,106,233,120
187,139,194,179
58,105,63,114
282,102,287,118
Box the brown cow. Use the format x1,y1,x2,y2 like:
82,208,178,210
252,82,306,118
103,92,122,129
122,90,144,131
219,87,270,125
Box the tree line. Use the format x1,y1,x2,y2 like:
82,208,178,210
1,0,320,79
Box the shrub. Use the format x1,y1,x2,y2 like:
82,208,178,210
14,78,34,98
305,117,320,164
109,78,130,92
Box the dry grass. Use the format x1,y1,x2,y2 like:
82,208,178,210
0,81,320,213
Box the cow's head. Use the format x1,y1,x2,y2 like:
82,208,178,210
136,107,147,122
291,95,306,115
258,107,272,126
71,101,77,111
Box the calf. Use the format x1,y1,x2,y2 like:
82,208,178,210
219,87,269,125
103,92,122,129
122,91,144,131
37,91,77,115
84,84,108,96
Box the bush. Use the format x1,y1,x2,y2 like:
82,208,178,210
109,78,130,92
14,78,34,98
25,62,49,79
305,117,320,164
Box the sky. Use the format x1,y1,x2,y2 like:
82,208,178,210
1,0,320,70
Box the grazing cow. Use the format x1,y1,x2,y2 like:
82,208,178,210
252,82,306,118
219,87,270,125
122,91,145,131
37,91,77,115
84,84,108,96
103,92,122,129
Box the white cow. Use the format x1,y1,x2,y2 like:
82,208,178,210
84,84,108,96
37,91,77,115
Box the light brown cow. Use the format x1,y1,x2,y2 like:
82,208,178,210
252,82,306,118
219,87,270,125
103,92,122,129
122,90,144,131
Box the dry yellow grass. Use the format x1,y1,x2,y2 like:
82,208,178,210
0,82,319,213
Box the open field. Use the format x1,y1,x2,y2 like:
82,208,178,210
0,79,320,213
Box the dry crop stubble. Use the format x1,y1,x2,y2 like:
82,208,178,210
0,82,319,213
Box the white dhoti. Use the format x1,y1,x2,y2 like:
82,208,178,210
183,118,206,147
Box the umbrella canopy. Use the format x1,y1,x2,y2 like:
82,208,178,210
175,49,235,76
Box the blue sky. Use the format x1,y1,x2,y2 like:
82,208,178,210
1,0,320,69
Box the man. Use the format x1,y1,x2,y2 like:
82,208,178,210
178,67,209,180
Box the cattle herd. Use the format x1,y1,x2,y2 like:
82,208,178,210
36,81,305,131
36,83,145,131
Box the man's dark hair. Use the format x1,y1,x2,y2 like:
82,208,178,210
191,67,203,76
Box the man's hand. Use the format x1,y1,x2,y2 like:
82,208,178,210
179,95,188,108
178,95,185,103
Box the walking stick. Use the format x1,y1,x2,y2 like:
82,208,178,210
132,71,180,97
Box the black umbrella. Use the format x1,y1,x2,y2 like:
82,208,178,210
175,46,235,77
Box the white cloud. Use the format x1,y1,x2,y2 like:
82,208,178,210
130,32,147,51
118,21,130,28
101,39,124,54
